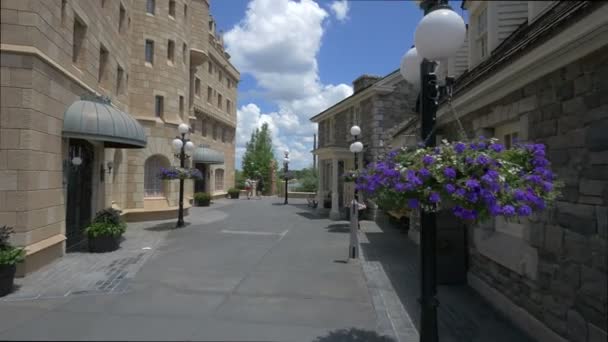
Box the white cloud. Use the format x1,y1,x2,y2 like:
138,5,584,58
225,0,354,169
330,0,350,22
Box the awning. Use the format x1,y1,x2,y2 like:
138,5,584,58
63,95,147,148
192,145,224,164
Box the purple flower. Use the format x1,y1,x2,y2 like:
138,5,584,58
476,155,490,165
454,143,466,154
444,167,456,179
502,205,516,216
465,157,474,164
489,204,502,216
465,178,480,190
422,155,435,165
486,170,499,179
445,184,456,194
542,181,553,192
408,198,419,209
429,192,441,203
419,168,431,178
513,189,526,201
490,143,504,153
395,183,407,192
517,205,532,217
465,191,478,203
455,188,466,197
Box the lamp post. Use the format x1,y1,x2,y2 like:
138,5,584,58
172,123,195,228
400,1,466,341
349,125,363,259
283,150,290,205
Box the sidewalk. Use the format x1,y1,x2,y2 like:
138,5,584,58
358,218,536,342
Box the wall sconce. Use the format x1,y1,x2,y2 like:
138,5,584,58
107,161,114,174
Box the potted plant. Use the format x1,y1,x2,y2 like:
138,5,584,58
85,208,126,253
194,192,211,206
0,225,25,297
227,188,240,199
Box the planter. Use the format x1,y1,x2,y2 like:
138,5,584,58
0,264,16,297
88,235,120,253
196,199,210,206
228,192,240,199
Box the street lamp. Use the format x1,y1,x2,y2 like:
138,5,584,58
172,123,194,228
283,150,290,205
401,1,466,341
348,125,363,259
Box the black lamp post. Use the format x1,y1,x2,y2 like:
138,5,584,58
349,125,363,201
283,150,290,205
172,123,194,228
400,1,466,341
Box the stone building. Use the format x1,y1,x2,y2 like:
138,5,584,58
0,0,239,275
310,73,418,219
388,1,607,341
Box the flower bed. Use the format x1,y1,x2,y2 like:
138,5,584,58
158,167,203,180
355,137,562,223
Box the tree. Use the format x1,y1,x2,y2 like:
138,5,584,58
241,123,276,194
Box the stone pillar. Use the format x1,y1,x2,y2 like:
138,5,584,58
316,159,324,210
330,158,340,220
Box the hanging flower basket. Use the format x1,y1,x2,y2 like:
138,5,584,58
158,167,203,180
355,137,563,223
343,170,358,183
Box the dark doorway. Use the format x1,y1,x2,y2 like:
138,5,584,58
65,139,94,251
194,163,207,193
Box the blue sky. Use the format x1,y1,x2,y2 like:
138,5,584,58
212,0,465,169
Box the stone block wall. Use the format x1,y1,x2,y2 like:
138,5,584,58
437,46,608,342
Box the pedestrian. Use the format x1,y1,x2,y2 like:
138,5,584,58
256,176,264,199
245,178,252,200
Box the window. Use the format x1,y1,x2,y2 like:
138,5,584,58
217,93,222,109
227,78,231,88
101,0,106,8
98,45,108,84
145,39,154,64
221,127,226,142
218,70,222,82
182,43,187,64
201,119,207,137
167,40,175,63
184,4,188,19
72,17,87,66
119,4,126,33
146,0,155,14
208,61,213,74
61,0,67,26
226,99,231,114
195,78,201,96
476,7,488,59
179,95,184,116
207,86,212,102
155,95,164,118
116,66,124,94
169,0,176,17
212,123,218,140
144,155,168,197
494,121,520,150
215,169,224,191
208,19,213,31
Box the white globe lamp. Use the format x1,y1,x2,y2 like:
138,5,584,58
184,141,195,154
414,8,466,60
171,138,183,152
400,47,423,88
350,125,361,137
178,123,190,135
350,141,364,153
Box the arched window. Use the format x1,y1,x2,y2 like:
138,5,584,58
144,155,169,197
215,169,224,191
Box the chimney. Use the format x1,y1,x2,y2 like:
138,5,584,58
353,74,382,94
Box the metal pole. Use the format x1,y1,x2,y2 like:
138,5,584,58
284,162,289,205
418,3,440,338
177,133,186,228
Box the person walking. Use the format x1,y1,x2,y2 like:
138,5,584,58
256,176,264,199
245,178,253,200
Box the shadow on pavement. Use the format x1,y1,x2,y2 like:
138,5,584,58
296,212,326,220
144,221,190,232
326,223,350,233
312,328,396,342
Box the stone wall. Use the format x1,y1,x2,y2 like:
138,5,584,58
437,46,608,342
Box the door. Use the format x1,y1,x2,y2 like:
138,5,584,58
194,163,207,193
65,139,95,250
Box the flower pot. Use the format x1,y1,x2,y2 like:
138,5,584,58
88,235,120,253
229,192,240,199
0,264,16,297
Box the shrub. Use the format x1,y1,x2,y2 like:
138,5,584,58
85,221,127,238
0,226,25,266
194,192,211,205
92,208,122,226
227,188,240,198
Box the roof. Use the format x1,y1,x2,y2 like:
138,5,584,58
63,95,147,148
309,69,400,122
446,1,597,100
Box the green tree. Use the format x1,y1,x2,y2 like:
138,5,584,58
241,123,276,194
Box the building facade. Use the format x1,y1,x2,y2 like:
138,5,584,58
389,1,607,341
0,0,239,275
311,73,418,219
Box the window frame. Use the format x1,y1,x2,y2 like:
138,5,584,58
116,65,124,95
167,39,175,64
72,17,87,66
145,39,154,64
98,44,109,85
146,0,155,15
195,78,201,97
144,155,168,197
168,0,176,18
155,95,164,118
214,169,224,191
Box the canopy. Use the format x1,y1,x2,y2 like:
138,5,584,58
192,145,224,164
63,95,147,148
